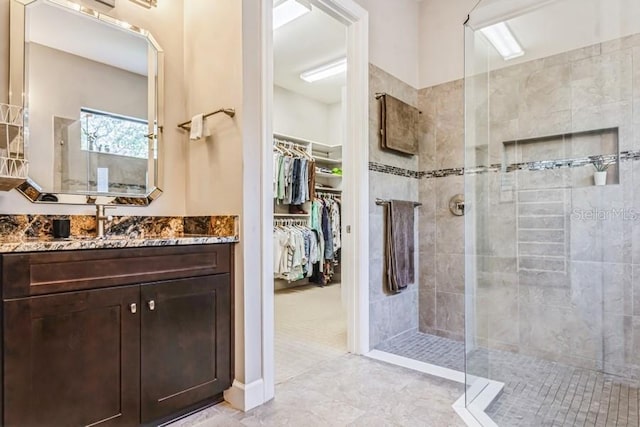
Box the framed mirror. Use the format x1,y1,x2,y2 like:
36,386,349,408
10,0,164,205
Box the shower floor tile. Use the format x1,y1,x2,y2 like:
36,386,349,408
377,331,640,426
376,331,465,371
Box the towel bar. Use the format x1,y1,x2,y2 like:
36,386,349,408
374,92,422,114
178,108,235,130
375,198,422,207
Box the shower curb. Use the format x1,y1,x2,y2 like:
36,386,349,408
366,350,503,427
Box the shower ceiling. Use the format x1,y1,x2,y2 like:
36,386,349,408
473,0,640,68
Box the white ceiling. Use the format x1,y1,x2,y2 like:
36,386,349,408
470,0,640,71
26,0,150,76
274,4,347,105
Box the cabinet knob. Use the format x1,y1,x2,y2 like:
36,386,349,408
130,303,137,314
148,300,155,311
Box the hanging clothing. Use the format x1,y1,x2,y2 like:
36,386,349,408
330,199,341,252
307,195,342,285
273,223,321,283
322,201,334,261
308,160,316,200
273,139,315,205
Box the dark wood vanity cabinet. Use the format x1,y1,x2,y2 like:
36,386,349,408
140,275,232,423
0,244,234,427
4,285,141,426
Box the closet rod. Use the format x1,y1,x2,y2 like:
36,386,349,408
178,108,235,130
315,186,341,192
375,198,422,207
274,213,309,218
274,219,308,226
316,191,340,198
274,139,307,150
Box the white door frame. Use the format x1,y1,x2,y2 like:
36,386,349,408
259,0,370,403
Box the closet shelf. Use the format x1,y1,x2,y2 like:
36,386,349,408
273,132,313,146
316,186,342,192
311,142,341,154
273,133,342,154
274,213,310,218
316,172,342,179
313,156,342,165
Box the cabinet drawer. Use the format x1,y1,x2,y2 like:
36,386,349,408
2,244,231,298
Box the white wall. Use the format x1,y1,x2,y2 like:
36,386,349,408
273,85,337,143
327,100,343,146
0,0,186,216
418,0,476,88
353,0,420,89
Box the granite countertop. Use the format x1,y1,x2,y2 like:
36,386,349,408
0,234,240,253
0,214,239,253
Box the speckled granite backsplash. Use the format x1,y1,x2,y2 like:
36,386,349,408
0,215,238,240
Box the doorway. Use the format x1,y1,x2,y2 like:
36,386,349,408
272,0,349,384
261,0,369,400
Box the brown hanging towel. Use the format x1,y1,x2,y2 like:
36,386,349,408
385,200,415,293
378,93,420,156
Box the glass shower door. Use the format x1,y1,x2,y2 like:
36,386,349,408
464,0,638,424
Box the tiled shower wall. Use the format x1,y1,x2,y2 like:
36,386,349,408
417,80,466,341
368,65,467,347
368,64,420,348
466,33,640,377
372,33,640,378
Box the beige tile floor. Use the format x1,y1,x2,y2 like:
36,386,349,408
170,284,466,426
274,283,348,383
171,355,466,426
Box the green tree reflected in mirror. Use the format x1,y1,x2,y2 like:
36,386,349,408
80,109,149,159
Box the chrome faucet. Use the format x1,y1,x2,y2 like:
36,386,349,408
96,204,115,239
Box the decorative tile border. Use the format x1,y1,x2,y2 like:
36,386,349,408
368,162,421,179
424,168,465,178
369,150,640,180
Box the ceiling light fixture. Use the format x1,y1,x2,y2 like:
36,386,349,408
479,22,524,61
300,57,347,83
273,0,311,31
130,0,157,8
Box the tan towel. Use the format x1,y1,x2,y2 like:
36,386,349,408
385,200,415,293
379,93,419,155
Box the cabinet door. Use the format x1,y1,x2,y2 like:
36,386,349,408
4,286,141,427
140,274,232,423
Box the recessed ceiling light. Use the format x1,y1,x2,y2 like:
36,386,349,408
273,0,311,31
480,22,524,61
300,57,347,83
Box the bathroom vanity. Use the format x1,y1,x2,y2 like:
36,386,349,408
0,241,234,426
4,0,239,423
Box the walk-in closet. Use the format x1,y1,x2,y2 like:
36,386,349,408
272,0,348,384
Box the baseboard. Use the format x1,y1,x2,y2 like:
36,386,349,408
224,378,266,412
